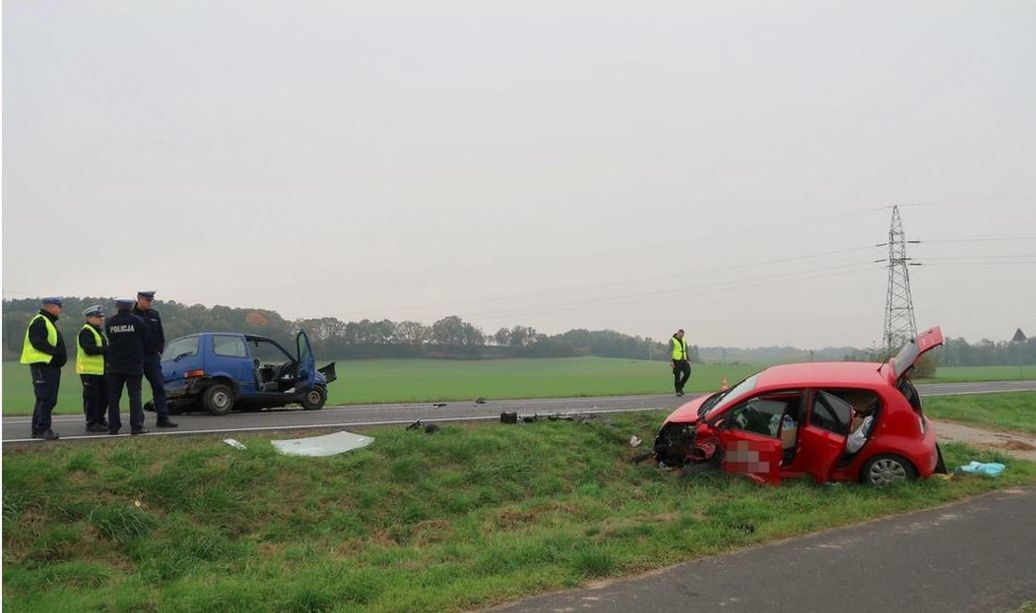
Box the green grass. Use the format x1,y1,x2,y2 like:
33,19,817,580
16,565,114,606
916,365,1036,383
925,392,1036,435
3,412,1034,612
1,358,761,416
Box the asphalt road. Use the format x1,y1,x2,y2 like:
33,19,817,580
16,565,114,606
3,380,1035,444
493,486,1036,613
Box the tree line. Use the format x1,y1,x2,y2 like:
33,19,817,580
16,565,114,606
2,298,680,361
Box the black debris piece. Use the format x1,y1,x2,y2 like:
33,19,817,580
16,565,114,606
500,412,518,424
630,452,655,464
424,423,441,434
475,397,487,404
406,420,424,431
432,403,448,408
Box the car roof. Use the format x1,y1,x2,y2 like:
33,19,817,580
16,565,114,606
756,361,888,389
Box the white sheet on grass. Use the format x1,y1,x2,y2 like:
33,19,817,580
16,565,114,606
271,431,374,457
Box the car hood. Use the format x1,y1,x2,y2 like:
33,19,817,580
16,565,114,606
662,394,710,425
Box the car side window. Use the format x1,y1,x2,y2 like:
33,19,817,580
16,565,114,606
811,391,855,435
725,393,801,438
213,335,248,358
162,337,199,361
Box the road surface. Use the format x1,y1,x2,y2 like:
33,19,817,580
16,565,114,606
492,486,1036,612
3,380,1035,444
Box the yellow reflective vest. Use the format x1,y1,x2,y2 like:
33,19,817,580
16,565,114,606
671,336,688,361
77,324,106,375
20,314,58,365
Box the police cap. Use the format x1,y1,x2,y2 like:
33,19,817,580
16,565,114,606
41,296,64,307
82,305,104,318
137,291,156,299
115,298,135,309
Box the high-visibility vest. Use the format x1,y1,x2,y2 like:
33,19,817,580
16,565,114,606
20,314,58,365
77,324,105,375
671,336,688,360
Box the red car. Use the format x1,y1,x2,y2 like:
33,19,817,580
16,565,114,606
653,327,946,486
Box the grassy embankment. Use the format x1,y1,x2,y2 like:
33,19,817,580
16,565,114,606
925,392,1036,435
3,410,1034,612
1,358,762,416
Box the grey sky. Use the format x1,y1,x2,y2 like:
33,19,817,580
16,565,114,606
3,1,1035,348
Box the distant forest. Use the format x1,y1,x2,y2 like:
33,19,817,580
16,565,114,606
3,297,1032,366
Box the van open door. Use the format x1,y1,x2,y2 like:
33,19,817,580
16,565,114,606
295,330,317,393
888,326,944,380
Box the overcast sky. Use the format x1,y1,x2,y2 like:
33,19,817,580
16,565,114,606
3,1,1035,348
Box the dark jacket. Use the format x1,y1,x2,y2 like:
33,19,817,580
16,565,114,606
28,309,68,368
78,323,108,356
132,306,165,355
106,311,148,374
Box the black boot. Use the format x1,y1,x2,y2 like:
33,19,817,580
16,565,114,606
156,418,178,428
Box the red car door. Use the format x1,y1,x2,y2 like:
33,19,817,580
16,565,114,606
796,390,851,484
715,393,795,485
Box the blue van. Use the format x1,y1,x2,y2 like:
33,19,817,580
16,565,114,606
155,330,337,415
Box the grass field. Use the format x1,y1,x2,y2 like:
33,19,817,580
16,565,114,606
925,392,1036,435
3,359,1033,418
916,365,1036,383
1,358,761,417
3,411,1033,612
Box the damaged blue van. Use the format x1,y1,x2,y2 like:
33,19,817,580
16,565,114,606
152,330,337,415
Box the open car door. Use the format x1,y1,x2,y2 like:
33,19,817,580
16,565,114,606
295,330,317,393
796,390,852,484
714,393,791,485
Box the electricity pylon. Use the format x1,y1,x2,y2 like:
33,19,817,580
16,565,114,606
879,205,921,354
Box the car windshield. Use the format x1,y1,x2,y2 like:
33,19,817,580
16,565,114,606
701,373,761,419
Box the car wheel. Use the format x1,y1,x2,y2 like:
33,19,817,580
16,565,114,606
861,454,917,486
202,383,235,416
300,386,327,410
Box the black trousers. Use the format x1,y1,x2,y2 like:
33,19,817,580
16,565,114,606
81,374,108,426
672,360,691,393
30,364,61,434
108,372,144,433
143,353,169,419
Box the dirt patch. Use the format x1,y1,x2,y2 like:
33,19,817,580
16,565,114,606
933,419,1036,462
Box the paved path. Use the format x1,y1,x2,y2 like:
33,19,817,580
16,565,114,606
492,486,1036,613
3,381,1035,445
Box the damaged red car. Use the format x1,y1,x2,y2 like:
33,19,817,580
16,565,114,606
653,327,947,486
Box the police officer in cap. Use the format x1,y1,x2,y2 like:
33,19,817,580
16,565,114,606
21,297,68,440
77,305,109,432
106,298,149,435
134,291,177,428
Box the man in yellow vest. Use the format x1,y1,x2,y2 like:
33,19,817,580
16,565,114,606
21,296,69,440
670,329,691,397
77,305,109,433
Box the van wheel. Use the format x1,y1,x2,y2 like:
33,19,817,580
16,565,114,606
202,383,235,416
861,454,917,486
300,386,327,410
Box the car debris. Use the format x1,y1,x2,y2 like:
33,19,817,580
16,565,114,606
500,411,599,424
653,327,948,486
271,430,374,457
406,420,440,434
432,402,448,408
223,438,247,450
475,397,487,404
629,435,642,448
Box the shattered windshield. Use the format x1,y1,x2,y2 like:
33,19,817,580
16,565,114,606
701,373,761,419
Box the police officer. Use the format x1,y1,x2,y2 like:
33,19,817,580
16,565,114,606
106,298,149,435
133,290,177,428
78,305,109,433
21,297,68,440
670,329,691,397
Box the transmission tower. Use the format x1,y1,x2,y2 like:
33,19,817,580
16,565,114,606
879,205,921,353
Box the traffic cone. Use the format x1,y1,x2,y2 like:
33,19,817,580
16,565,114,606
721,377,729,391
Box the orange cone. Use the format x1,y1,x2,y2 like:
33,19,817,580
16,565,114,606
721,377,729,391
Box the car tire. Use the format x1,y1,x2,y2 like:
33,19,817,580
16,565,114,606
861,454,917,486
202,383,235,416
300,386,327,410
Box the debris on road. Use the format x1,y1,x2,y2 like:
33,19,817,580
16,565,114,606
406,420,441,434
475,397,487,404
957,461,1006,477
272,431,374,457
223,438,247,450
432,403,448,408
